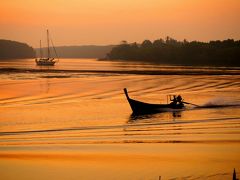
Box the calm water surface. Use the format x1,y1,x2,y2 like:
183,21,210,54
0,59,240,180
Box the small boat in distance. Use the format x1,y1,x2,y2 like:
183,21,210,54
35,30,58,66
124,88,185,115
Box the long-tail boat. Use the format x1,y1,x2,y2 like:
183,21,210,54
124,88,185,115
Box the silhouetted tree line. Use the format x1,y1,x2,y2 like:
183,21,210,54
107,37,240,66
0,40,35,59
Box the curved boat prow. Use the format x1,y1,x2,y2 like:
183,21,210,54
124,88,130,100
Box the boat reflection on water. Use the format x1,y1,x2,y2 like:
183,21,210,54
128,111,182,122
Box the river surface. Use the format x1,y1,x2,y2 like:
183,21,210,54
0,59,240,180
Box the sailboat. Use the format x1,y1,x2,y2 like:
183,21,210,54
35,30,58,66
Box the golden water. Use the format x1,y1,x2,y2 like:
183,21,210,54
0,59,240,180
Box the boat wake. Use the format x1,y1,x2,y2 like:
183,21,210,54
199,98,240,109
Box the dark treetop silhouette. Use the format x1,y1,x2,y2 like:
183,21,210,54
107,37,240,67
0,39,35,59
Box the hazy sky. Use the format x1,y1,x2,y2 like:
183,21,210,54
1,0,240,47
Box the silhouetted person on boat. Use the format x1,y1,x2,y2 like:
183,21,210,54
170,95,184,108
177,95,183,104
170,95,177,106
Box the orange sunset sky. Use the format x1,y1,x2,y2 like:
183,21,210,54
0,0,240,47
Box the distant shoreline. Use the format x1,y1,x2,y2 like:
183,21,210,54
1,38,240,67
1,67,240,76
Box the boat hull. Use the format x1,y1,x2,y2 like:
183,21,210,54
124,88,184,115
35,58,56,66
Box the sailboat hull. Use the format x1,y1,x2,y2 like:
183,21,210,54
35,58,56,66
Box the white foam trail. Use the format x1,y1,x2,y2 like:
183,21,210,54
203,97,240,107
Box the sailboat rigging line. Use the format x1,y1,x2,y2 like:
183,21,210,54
40,40,42,59
50,38,59,62
47,29,50,58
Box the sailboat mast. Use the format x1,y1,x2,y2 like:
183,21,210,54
40,40,42,58
47,29,50,59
